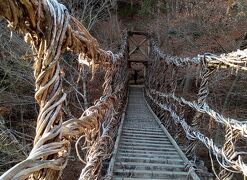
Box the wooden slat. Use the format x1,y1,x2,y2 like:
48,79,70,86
107,86,200,180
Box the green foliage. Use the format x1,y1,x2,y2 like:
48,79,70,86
119,3,136,17
138,0,157,16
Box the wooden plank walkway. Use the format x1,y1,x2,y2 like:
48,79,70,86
108,86,200,180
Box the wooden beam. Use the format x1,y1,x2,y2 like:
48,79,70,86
129,60,148,63
128,31,150,37
129,37,149,59
129,37,148,56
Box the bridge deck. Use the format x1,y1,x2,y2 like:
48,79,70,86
110,86,200,180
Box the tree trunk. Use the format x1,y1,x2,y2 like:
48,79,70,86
82,65,89,109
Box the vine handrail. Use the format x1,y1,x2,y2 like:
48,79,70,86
0,0,128,179
1,0,247,179
147,36,247,179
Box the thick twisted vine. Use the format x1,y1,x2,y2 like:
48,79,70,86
78,111,118,180
147,37,247,179
0,0,128,179
146,91,247,176
77,57,128,179
150,37,247,71
219,126,241,179
1,0,247,179
187,58,215,158
149,89,247,135
1,0,70,179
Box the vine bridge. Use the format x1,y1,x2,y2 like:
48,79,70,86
0,0,247,180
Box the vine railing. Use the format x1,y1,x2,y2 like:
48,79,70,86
0,0,128,179
1,0,247,179
146,38,247,179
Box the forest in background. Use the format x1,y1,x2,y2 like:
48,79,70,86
1,0,247,179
